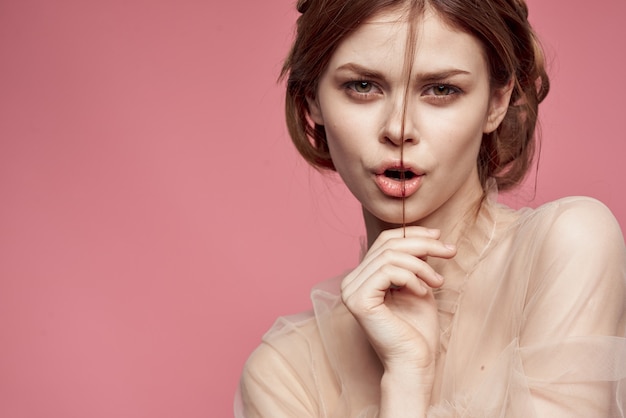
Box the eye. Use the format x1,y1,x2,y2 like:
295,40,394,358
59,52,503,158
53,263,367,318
352,81,373,93
424,84,460,97
344,80,382,98
433,85,453,96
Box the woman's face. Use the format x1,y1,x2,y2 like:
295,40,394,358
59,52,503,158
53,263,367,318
307,7,511,227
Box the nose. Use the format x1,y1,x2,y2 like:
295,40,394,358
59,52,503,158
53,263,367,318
380,97,418,146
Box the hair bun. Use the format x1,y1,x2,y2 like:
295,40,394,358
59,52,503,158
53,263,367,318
297,0,310,14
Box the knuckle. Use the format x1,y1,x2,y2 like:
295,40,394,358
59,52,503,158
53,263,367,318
341,290,358,307
376,228,401,244
340,291,350,306
340,275,352,292
379,263,396,276
342,292,364,312
380,248,396,261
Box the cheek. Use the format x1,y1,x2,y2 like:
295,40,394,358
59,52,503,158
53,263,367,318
422,109,484,143
322,122,357,173
323,108,376,156
420,108,486,164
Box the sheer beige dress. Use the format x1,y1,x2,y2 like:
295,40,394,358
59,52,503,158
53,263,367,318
236,194,626,417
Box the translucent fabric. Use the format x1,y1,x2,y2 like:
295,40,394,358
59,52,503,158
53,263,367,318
236,196,626,417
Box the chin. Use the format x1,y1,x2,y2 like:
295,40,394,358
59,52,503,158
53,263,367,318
364,198,434,227
378,206,437,227
369,208,410,227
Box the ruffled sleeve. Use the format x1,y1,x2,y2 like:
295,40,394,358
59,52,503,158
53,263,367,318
518,197,626,416
236,312,328,418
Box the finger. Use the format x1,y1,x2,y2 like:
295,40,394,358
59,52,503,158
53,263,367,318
342,264,428,313
384,251,445,288
365,237,456,265
342,237,456,291
343,226,456,290
343,249,444,294
368,226,440,254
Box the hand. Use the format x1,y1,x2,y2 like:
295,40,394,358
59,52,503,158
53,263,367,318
341,227,456,372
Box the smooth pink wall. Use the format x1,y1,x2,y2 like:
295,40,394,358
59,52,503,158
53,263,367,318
0,1,624,417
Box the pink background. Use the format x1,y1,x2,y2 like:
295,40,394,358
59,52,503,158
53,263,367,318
1,0,625,417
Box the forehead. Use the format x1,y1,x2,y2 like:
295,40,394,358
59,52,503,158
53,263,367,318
326,7,487,77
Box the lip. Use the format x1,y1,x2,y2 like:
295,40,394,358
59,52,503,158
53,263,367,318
374,162,424,198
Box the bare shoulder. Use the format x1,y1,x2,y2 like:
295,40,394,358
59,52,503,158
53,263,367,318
532,196,624,252
525,196,625,292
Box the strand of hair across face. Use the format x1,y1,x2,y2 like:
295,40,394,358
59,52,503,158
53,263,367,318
400,142,406,237
399,6,419,238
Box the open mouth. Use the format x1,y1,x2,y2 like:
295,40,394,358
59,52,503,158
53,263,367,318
375,165,423,197
384,168,417,180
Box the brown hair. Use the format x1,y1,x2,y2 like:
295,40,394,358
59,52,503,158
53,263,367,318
281,0,550,192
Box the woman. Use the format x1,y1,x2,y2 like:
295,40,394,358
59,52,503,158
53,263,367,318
237,0,626,416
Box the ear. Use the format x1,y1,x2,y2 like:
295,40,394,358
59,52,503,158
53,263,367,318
483,78,514,134
306,94,324,125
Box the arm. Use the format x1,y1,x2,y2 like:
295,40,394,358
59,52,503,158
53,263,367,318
379,365,435,418
520,198,626,416
341,227,456,418
238,340,318,418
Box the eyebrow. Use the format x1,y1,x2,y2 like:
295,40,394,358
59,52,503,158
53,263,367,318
334,62,471,83
415,69,471,84
334,63,386,80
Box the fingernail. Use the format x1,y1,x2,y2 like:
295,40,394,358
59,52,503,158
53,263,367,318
445,244,456,250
